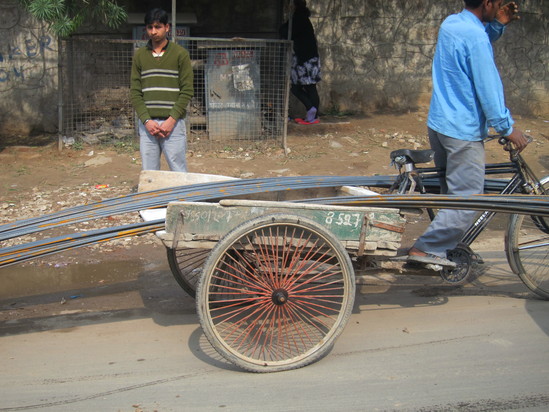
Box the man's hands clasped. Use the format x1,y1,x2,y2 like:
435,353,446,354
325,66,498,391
145,117,176,139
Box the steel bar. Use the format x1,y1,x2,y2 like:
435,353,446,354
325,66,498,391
298,194,549,216
0,220,164,267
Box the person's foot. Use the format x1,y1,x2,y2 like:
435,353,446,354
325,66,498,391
295,117,320,125
407,247,456,268
305,106,318,123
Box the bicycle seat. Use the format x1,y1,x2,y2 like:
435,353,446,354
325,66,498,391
390,149,434,165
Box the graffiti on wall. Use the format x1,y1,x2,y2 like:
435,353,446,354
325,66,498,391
0,3,55,91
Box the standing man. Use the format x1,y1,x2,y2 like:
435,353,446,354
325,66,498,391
407,0,529,266
131,8,193,172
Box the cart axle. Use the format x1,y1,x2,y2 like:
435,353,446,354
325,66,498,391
272,289,289,305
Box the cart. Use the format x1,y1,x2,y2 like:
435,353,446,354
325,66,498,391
158,199,406,372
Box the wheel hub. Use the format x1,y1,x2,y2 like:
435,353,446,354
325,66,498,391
271,289,289,305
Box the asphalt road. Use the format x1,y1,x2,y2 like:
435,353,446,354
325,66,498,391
1,238,549,412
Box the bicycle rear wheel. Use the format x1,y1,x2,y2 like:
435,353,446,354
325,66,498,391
196,214,355,372
505,176,549,299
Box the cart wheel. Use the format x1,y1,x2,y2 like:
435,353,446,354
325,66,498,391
167,247,209,298
196,214,355,373
440,247,473,285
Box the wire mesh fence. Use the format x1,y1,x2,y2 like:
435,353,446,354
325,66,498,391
59,37,292,150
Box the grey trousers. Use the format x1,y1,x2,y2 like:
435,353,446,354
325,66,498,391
413,128,485,257
139,118,187,172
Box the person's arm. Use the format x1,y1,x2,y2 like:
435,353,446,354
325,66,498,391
169,50,194,121
469,39,513,135
469,40,528,152
485,2,519,42
160,49,194,137
485,20,505,43
129,50,150,124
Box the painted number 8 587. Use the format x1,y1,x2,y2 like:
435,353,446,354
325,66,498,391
325,212,362,228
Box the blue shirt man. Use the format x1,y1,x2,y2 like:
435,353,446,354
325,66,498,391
428,11,513,140
408,0,529,267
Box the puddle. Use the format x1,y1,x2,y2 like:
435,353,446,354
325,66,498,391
0,259,159,300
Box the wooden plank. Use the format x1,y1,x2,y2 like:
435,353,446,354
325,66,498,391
138,170,238,192
165,200,406,252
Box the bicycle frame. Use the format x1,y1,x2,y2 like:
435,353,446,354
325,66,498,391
395,146,546,247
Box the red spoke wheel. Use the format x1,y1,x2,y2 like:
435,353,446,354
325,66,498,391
196,214,355,372
167,247,209,297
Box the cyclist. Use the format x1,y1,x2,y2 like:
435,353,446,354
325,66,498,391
407,0,530,267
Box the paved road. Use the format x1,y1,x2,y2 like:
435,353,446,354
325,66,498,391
1,240,549,412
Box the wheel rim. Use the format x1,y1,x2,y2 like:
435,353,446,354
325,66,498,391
202,221,353,369
167,247,209,297
510,214,549,298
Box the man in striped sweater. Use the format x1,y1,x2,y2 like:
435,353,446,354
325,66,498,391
130,8,194,171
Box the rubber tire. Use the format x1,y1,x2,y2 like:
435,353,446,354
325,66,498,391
196,213,355,372
505,175,549,300
167,247,209,298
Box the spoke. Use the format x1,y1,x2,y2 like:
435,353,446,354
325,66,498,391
214,299,273,343
282,248,337,291
291,297,343,314
210,266,270,295
241,304,278,358
284,300,332,341
216,256,270,291
280,303,312,354
285,299,336,333
284,264,341,296
518,238,549,251
209,298,269,321
222,246,273,292
254,228,279,288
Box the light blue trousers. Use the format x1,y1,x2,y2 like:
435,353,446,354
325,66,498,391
138,118,187,172
413,128,485,257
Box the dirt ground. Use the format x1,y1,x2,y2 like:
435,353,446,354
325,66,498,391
1,109,548,269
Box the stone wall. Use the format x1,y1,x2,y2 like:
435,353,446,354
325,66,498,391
312,0,548,117
0,0,547,140
0,0,58,138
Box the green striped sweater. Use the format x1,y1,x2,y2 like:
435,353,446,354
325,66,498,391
130,41,194,123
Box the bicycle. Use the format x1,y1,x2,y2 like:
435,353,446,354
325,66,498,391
388,135,549,299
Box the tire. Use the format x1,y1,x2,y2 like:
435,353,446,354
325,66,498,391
167,247,209,298
196,214,355,372
505,175,549,299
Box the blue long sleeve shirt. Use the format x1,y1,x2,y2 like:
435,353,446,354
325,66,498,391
427,10,514,141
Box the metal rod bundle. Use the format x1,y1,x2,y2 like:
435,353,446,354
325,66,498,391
0,175,396,242
0,175,535,268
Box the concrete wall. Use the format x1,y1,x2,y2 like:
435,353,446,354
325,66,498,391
312,0,549,117
0,0,58,138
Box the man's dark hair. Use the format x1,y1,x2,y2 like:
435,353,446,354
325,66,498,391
464,0,493,8
144,8,169,25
